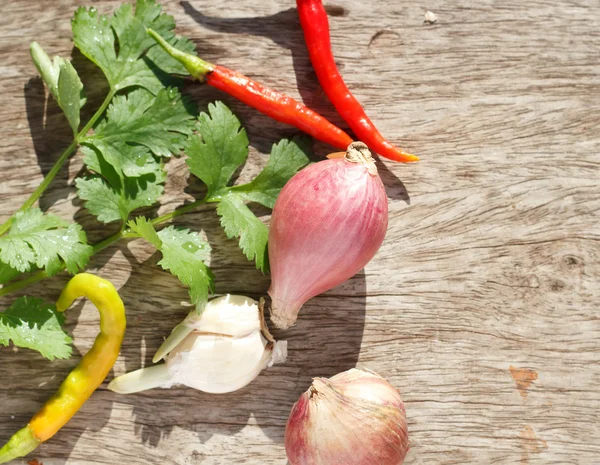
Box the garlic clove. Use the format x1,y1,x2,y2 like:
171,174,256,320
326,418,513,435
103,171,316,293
110,294,286,395
166,331,276,393
184,294,261,337
268,339,288,367
108,364,171,394
152,320,195,363
153,295,261,363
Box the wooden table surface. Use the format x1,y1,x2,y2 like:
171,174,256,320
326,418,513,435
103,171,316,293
1,0,599,464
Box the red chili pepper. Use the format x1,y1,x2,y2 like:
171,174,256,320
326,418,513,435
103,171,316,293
296,0,418,163
147,29,353,151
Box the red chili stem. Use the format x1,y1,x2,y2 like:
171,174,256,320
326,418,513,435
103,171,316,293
147,29,353,151
296,0,418,163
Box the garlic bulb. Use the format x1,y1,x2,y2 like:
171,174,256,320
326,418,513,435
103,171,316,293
285,368,409,465
108,295,286,394
268,142,388,329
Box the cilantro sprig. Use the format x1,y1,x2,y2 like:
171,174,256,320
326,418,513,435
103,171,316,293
0,209,92,276
185,102,310,272
1,0,312,361
0,0,193,239
128,218,214,312
0,0,196,358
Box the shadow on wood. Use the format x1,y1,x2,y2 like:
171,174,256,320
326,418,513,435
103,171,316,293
377,161,411,204
23,78,73,212
178,2,349,133
20,47,108,215
178,2,411,193
99,222,367,447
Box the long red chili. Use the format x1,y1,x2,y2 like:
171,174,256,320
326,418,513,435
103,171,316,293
296,0,418,163
147,29,353,151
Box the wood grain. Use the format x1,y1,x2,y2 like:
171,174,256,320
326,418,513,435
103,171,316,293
1,0,599,464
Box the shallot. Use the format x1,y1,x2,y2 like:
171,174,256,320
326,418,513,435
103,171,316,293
285,368,409,465
268,142,388,329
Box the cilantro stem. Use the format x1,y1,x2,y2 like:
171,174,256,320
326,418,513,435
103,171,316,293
0,270,49,298
92,231,124,254
21,141,79,211
93,199,212,253
0,141,78,236
77,90,115,137
151,199,210,225
0,90,116,237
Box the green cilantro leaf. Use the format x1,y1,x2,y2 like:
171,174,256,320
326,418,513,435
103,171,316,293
76,148,166,224
0,296,72,360
0,209,92,276
81,88,195,178
216,193,269,273
30,42,85,136
128,218,213,310
230,135,311,208
185,101,249,198
76,176,164,224
157,226,214,309
127,216,161,248
76,177,120,223
72,0,192,93
184,102,312,271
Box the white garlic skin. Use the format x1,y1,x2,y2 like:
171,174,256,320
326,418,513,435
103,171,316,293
182,295,260,337
285,368,409,465
163,295,286,394
165,330,273,394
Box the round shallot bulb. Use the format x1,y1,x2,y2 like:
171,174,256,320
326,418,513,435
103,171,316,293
268,142,388,329
285,368,409,465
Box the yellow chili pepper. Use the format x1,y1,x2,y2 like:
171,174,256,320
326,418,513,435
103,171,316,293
0,273,126,463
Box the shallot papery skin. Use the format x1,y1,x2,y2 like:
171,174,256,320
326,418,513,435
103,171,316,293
268,142,388,329
285,368,409,465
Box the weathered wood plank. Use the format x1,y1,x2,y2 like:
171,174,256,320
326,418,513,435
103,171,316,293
1,0,599,464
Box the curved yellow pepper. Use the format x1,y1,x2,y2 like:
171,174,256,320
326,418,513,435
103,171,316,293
0,273,126,463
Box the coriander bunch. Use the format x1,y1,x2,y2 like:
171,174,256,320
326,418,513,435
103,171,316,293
0,0,310,360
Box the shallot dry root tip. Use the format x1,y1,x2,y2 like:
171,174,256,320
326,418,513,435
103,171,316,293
346,141,372,161
345,142,378,175
269,305,296,330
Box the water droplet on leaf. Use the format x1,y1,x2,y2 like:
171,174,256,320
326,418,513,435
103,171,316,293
134,153,146,166
182,242,199,253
